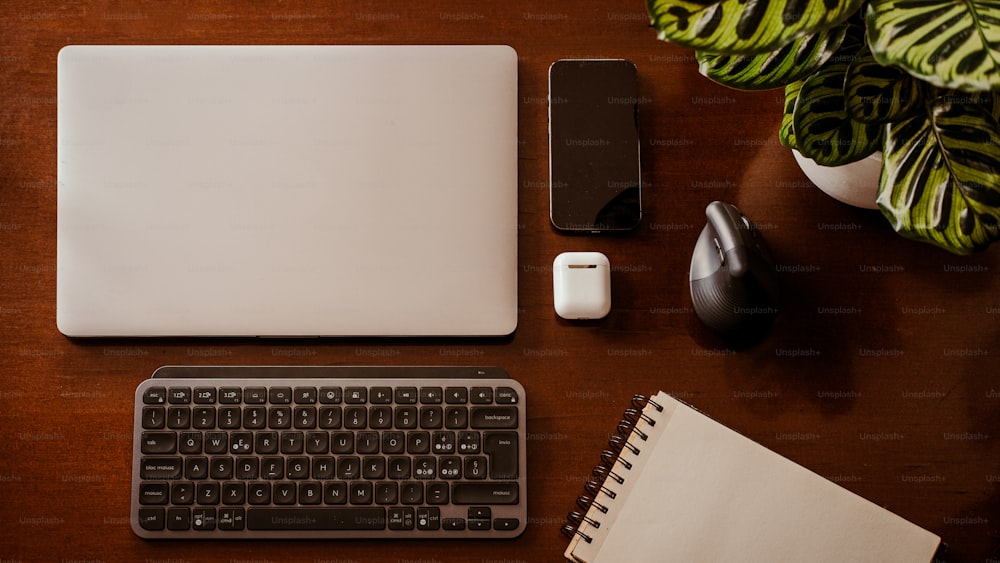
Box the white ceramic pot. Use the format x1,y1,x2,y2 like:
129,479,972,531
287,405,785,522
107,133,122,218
792,150,881,210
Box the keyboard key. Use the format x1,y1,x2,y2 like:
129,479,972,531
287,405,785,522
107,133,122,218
192,508,216,530
143,386,167,405
218,407,241,429
395,387,417,404
370,387,392,404
269,387,292,404
426,482,449,504
443,517,465,530
236,458,259,480
468,507,491,530
324,482,347,504
274,482,296,504
223,482,246,505
484,432,518,479
458,431,481,454
294,407,317,429
192,407,215,429
350,482,373,504
376,482,398,505
185,457,208,479
167,407,190,429
451,482,519,505
395,406,418,429
230,432,252,454
248,482,270,504
470,406,518,429
141,407,165,429
256,432,278,455
167,507,190,530
306,432,329,454
445,387,468,404
420,406,443,429
370,406,392,429
388,506,413,529
293,387,316,404
344,407,367,429
171,481,194,505
464,456,487,480
318,387,342,404
141,432,177,454
494,517,520,531
344,387,367,404
197,482,220,505
210,457,234,480
268,407,291,429
445,407,468,429
218,508,245,530
244,387,267,404
139,482,170,505
194,387,216,404
495,387,518,404
246,508,386,530
140,457,182,480
243,406,266,429
401,482,423,504
299,482,322,505
419,387,442,404
168,387,191,404
287,457,309,479
179,432,202,454
137,507,165,530
416,506,440,530
470,387,493,404
219,387,242,404
204,432,228,454
331,432,354,454
319,407,342,429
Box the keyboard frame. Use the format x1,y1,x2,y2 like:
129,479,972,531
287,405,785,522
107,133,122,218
130,365,527,539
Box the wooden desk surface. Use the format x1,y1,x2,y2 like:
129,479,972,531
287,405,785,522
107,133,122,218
1,1,997,561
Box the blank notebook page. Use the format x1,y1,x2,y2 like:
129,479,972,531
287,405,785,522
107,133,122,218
568,392,940,563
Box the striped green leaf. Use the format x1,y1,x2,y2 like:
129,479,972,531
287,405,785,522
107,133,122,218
696,25,848,90
845,47,923,123
780,80,804,149
792,31,884,165
867,0,1000,92
647,0,864,55
878,97,1000,253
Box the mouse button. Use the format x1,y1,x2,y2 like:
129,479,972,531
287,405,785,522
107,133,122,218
705,202,749,277
689,223,723,281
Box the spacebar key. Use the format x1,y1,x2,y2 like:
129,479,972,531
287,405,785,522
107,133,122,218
247,508,386,530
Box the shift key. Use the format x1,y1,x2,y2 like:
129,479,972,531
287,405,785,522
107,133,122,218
451,482,519,505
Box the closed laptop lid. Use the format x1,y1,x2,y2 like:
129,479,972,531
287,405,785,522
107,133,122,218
57,45,518,337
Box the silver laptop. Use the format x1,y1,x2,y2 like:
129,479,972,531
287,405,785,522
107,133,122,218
57,45,518,337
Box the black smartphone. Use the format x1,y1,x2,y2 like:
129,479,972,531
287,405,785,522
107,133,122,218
548,59,641,233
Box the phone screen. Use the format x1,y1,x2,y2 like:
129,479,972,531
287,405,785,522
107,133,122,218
548,59,641,233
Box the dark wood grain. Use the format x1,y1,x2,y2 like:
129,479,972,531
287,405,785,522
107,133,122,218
1,1,998,561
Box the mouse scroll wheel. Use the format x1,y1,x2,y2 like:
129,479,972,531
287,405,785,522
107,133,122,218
713,237,725,266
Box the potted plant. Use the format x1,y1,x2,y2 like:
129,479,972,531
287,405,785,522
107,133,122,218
646,0,1000,254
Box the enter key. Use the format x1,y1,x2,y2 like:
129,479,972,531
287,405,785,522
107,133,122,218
483,431,518,480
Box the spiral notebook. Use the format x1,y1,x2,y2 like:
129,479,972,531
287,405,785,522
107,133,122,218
563,392,941,563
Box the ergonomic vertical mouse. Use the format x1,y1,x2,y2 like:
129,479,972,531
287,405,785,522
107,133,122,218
689,201,780,340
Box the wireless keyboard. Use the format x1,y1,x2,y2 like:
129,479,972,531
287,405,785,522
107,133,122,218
131,366,526,539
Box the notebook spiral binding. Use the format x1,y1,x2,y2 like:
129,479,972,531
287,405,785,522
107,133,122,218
560,394,663,543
